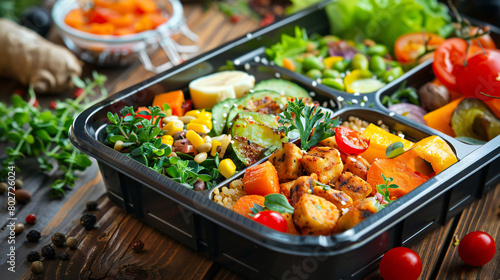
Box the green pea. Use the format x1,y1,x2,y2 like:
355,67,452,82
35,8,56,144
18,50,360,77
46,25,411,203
306,69,323,79
323,69,340,79
367,44,388,57
333,60,350,72
303,56,324,71
369,55,386,73
352,53,369,71
384,67,404,83
322,78,345,91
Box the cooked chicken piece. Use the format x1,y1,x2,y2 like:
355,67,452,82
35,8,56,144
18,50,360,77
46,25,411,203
282,213,300,235
279,180,295,198
334,172,372,202
289,174,317,207
313,186,352,212
269,143,303,183
343,155,370,181
301,147,343,184
335,197,377,232
293,194,340,235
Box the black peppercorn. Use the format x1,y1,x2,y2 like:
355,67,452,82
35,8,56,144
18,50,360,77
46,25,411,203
41,245,56,260
80,213,96,230
131,240,144,253
52,232,66,247
26,230,41,242
86,200,98,211
26,251,41,262
30,261,43,275
59,252,70,261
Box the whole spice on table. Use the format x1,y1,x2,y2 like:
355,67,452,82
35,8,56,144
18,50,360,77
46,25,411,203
14,223,25,235
26,251,41,262
15,189,31,203
86,200,98,211
25,214,37,224
80,213,97,229
51,232,66,247
30,261,44,275
66,237,78,249
0,182,7,193
132,240,144,253
26,230,41,242
41,245,56,260
14,179,23,189
59,252,70,261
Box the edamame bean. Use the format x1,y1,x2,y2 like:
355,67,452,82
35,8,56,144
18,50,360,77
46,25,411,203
367,44,388,56
302,56,324,71
369,55,386,74
322,78,345,91
306,69,322,79
352,53,369,70
384,67,404,83
323,69,340,79
333,59,350,72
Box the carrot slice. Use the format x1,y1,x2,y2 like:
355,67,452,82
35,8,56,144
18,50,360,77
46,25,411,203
423,97,465,137
152,90,185,116
233,195,265,218
242,161,280,196
367,158,428,199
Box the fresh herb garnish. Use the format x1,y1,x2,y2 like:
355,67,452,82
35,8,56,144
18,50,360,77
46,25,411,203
314,180,331,191
374,174,399,211
249,193,294,217
278,99,341,150
381,81,419,107
0,72,107,197
105,106,221,189
385,142,405,158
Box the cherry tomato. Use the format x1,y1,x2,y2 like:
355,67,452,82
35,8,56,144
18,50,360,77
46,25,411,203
457,50,500,101
49,100,57,110
380,247,422,280
73,88,84,99
335,126,370,155
394,32,445,63
252,211,287,233
458,231,496,266
469,26,497,49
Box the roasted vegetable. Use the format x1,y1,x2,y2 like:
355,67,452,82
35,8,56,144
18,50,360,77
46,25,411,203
451,98,500,141
242,161,280,196
293,194,340,235
269,143,303,183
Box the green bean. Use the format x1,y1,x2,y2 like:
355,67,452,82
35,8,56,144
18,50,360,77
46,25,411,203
323,69,340,79
302,56,324,71
367,44,388,56
384,67,404,83
322,78,345,91
352,53,369,71
333,59,350,72
306,69,323,79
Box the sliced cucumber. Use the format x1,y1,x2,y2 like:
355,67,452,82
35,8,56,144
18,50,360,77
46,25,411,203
230,112,287,166
253,79,310,99
211,98,237,136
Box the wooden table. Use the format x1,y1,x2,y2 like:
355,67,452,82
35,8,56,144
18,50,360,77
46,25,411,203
1,3,499,280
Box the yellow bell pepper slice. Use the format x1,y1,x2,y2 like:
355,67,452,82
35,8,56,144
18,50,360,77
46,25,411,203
411,136,457,174
323,56,343,69
360,124,414,164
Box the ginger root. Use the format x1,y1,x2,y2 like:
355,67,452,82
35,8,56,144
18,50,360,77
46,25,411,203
0,18,82,94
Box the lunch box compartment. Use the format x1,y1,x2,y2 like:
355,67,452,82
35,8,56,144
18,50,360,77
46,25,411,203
69,2,500,279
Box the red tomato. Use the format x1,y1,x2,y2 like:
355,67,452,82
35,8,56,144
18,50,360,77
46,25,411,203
469,26,497,49
25,214,37,225
432,38,468,92
458,231,496,266
87,7,120,24
335,126,370,155
252,211,287,233
395,32,445,63
457,50,500,101
380,247,422,280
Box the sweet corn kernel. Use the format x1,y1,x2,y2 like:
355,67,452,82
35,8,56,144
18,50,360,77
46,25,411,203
186,130,205,148
211,140,222,157
198,109,212,120
163,120,184,136
161,135,173,146
184,110,201,118
219,159,236,179
191,118,213,130
186,123,210,134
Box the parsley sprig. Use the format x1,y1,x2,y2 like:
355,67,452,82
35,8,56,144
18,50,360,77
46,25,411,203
374,174,399,211
0,72,107,197
278,99,341,150
105,106,222,189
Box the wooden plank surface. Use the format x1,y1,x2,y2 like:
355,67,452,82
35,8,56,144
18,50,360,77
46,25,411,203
1,2,500,280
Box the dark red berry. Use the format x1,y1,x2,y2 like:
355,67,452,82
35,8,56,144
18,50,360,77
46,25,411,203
131,240,144,253
50,101,57,109
74,88,84,99
13,89,24,97
26,214,37,224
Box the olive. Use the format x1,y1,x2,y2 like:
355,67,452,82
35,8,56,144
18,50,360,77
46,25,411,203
451,98,500,141
367,44,388,57
352,53,369,71
302,56,324,71
21,6,52,37
370,55,386,74
306,69,322,79
384,67,404,83
321,78,345,91
323,69,340,79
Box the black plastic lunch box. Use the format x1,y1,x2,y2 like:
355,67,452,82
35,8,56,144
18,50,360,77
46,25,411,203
69,2,500,279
